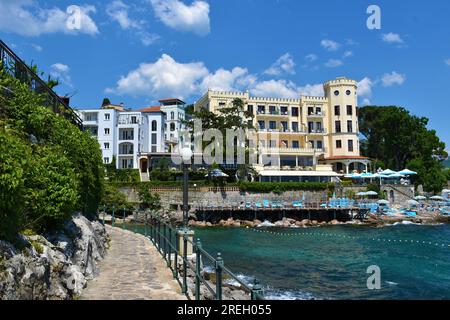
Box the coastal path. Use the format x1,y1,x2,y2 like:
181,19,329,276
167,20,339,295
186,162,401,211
81,225,186,300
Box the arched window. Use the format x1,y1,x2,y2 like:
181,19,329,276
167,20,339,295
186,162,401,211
152,120,157,131
170,123,176,131
171,112,175,120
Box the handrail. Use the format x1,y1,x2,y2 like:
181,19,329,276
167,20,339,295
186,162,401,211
106,211,265,300
0,39,83,129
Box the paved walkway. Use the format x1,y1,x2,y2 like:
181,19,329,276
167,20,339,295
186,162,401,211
81,225,185,300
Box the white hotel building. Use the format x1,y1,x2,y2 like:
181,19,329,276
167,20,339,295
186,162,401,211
77,99,187,178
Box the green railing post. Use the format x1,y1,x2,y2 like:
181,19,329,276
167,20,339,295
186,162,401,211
158,220,161,253
112,205,115,227
123,208,126,230
215,253,224,300
173,231,179,280
195,239,202,301
144,213,148,237
182,233,188,295
163,222,167,261
167,226,172,268
251,279,264,300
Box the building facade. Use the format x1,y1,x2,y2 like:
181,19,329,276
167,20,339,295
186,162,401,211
194,77,369,182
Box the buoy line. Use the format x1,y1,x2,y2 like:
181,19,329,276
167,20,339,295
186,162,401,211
250,228,450,248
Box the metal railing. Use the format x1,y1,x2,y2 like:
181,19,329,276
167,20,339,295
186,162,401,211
101,209,265,300
0,39,83,129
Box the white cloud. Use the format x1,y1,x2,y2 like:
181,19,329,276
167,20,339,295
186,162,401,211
324,59,343,68
106,54,209,99
106,0,139,29
264,53,296,76
50,63,72,87
31,44,43,52
444,59,450,66
107,0,159,46
200,67,256,92
381,71,406,87
0,0,99,36
305,54,318,62
382,32,404,44
298,84,324,97
321,39,340,51
343,51,353,58
150,0,210,36
357,77,374,100
250,80,300,99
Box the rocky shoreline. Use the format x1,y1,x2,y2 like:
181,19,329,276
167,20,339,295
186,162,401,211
187,213,450,229
0,214,109,300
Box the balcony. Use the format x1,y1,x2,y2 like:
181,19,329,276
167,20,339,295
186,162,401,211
260,147,325,155
307,111,326,118
308,128,327,134
83,119,98,126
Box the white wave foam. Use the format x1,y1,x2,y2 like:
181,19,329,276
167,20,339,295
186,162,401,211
257,220,276,228
264,289,318,300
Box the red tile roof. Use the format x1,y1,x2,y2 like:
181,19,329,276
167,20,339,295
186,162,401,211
139,106,162,113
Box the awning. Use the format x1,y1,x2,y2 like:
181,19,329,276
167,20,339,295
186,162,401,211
258,170,340,177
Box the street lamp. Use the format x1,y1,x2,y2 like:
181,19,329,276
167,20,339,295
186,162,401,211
180,147,193,228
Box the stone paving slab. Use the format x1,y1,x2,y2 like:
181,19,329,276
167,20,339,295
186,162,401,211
81,225,186,300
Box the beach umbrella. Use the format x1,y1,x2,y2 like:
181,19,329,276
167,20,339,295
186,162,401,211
361,173,375,179
442,189,450,193
407,200,419,207
386,173,405,179
399,169,418,176
356,192,367,197
414,196,427,201
365,191,379,196
380,169,396,175
377,200,390,205
430,196,445,201
206,169,229,178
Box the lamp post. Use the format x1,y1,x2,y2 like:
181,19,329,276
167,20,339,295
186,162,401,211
180,148,193,228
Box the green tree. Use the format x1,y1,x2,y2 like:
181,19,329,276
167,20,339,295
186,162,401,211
102,98,111,107
101,183,132,212
137,184,162,211
359,106,447,192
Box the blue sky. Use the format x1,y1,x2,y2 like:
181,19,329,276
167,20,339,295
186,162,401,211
1,0,449,147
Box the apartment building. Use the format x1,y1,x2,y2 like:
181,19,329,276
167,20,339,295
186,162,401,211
194,77,370,182
77,103,168,173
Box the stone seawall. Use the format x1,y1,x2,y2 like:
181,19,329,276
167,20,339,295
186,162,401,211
0,214,108,300
119,187,330,211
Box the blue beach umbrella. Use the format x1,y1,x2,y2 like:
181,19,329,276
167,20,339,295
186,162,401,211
399,169,418,176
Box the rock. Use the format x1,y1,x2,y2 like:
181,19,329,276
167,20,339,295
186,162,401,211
274,221,284,227
232,222,241,228
242,221,255,228
253,219,262,225
311,220,319,226
330,219,340,225
206,222,213,227
301,219,311,226
0,214,108,300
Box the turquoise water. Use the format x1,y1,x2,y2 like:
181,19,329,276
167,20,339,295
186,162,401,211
192,224,450,300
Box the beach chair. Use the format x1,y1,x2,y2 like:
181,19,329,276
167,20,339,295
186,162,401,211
255,202,262,209
263,200,271,208
245,202,253,209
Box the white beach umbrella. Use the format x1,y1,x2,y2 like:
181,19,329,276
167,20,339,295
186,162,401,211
356,192,367,197
407,200,419,206
380,169,396,175
399,169,418,176
414,196,427,201
365,191,379,196
377,200,390,205
430,196,445,201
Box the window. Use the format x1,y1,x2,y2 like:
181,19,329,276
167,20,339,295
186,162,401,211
269,121,277,130
334,105,340,116
346,90,351,96
269,106,276,114
151,120,157,131
219,102,226,107
317,141,323,149
131,116,137,124
308,107,314,115
171,112,175,120
269,140,277,148
336,140,342,149
104,113,110,121
292,122,299,132
281,140,288,148
308,122,314,133
104,128,110,135
257,105,265,114
347,120,353,133
316,122,323,132
291,107,299,117
281,121,288,132
103,157,110,164
347,105,353,116
335,121,341,133
104,143,110,150
151,146,157,153
316,107,322,115
258,121,265,130
260,140,266,147
334,90,340,96
170,123,176,131
247,105,254,113
280,106,288,115
151,133,157,145
348,140,354,152
292,141,300,149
